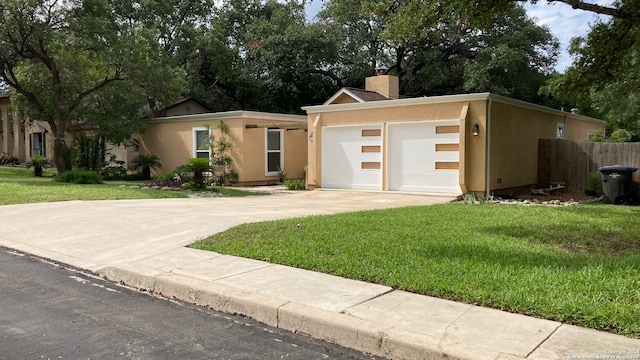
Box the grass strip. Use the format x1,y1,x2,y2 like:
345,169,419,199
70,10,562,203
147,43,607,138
191,203,640,338
0,166,264,205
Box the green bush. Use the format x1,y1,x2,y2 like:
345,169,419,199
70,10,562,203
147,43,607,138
100,161,128,180
284,178,305,190
185,158,211,184
183,180,209,191
26,156,47,177
585,171,602,196
55,169,103,184
133,154,162,181
154,171,179,181
609,129,632,142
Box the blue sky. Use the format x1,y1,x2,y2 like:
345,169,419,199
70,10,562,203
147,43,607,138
304,0,610,71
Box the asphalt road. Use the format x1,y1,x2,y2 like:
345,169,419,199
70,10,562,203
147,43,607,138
0,248,382,360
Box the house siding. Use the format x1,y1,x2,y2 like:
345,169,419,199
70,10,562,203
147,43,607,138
488,101,602,192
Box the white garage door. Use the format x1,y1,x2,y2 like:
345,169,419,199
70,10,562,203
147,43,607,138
322,125,383,190
387,121,461,194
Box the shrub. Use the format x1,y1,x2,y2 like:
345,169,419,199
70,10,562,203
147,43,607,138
185,158,211,184
55,169,103,184
133,154,162,180
609,129,632,143
145,179,185,188
74,134,106,171
26,156,47,177
153,172,179,181
100,160,128,180
182,180,209,191
284,178,305,190
226,169,239,184
585,171,602,196
174,165,190,181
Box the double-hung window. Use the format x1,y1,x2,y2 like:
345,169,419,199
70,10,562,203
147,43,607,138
265,129,283,176
193,127,211,159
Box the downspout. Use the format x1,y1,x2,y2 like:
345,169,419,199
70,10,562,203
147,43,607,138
485,96,492,199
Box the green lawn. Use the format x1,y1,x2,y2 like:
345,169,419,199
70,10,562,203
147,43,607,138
191,203,640,338
0,166,262,205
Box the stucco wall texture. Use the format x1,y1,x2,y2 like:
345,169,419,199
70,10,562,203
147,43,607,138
304,93,603,194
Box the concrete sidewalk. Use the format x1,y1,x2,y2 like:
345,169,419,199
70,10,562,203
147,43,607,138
1,191,638,360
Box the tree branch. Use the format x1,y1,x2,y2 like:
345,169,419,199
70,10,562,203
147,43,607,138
534,0,640,25
0,65,56,133
68,77,124,115
308,69,345,88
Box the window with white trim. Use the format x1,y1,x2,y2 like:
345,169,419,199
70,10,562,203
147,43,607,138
265,129,283,176
556,123,565,139
193,127,211,159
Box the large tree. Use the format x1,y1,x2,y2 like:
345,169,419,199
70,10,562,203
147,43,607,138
0,0,187,172
317,0,558,102
532,0,640,139
317,0,388,88
190,0,339,114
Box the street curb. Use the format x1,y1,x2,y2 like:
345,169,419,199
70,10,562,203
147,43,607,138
97,265,524,360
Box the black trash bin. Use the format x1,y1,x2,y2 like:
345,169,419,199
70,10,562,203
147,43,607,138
598,166,638,204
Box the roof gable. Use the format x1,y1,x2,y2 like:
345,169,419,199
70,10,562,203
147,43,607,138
158,98,211,117
323,87,389,105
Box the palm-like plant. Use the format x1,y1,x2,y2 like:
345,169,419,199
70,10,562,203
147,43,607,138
185,158,211,184
26,156,46,177
133,154,162,180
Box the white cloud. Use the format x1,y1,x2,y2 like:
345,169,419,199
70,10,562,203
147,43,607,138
304,0,613,71
523,1,611,71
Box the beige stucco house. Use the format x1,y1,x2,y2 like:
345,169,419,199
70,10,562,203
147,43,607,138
2,94,308,184
303,74,604,196
139,110,308,183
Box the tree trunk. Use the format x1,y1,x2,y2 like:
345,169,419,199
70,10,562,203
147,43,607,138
142,166,151,181
194,171,204,184
53,138,72,174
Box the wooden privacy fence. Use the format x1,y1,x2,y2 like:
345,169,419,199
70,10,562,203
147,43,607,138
538,139,640,193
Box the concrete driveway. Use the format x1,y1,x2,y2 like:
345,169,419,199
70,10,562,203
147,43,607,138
0,190,455,272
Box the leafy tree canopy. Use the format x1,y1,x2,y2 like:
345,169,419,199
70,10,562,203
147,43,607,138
189,0,339,114
0,0,190,172
536,1,640,140
317,0,558,102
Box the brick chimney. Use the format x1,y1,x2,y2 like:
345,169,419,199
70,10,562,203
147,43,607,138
365,66,399,99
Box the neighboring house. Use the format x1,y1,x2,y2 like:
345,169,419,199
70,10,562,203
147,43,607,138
303,73,604,196
156,98,210,118
0,96,211,168
1,91,55,163
139,111,308,184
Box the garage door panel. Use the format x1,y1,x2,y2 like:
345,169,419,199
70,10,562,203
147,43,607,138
388,122,461,194
323,126,382,190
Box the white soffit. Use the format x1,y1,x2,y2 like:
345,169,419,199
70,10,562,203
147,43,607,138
149,110,307,124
